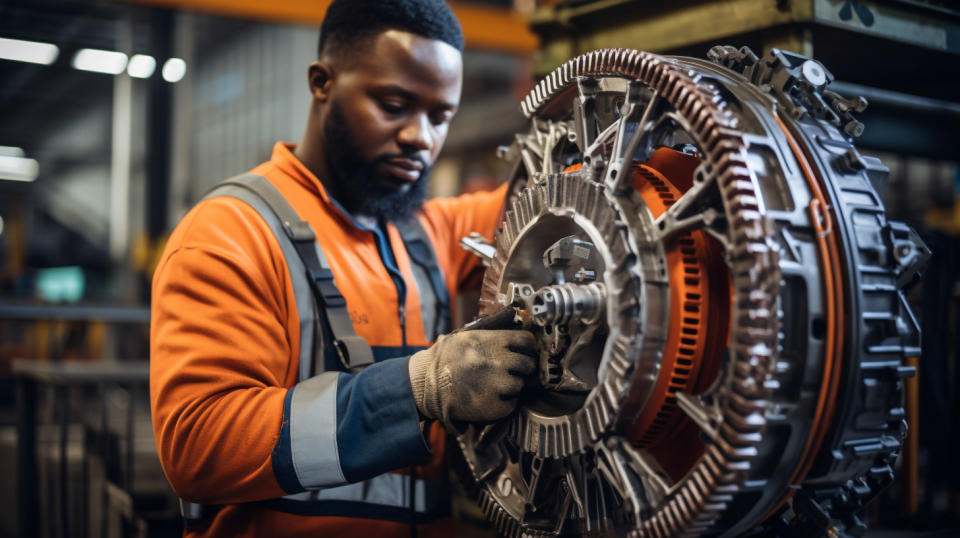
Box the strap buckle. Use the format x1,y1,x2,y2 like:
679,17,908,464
333,339,351,371
308,267,347,308
283,220,316,242
334,336,375,372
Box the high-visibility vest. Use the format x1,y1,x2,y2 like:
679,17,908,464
179,173,452,527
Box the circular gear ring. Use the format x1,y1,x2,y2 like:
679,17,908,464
454,46,927,537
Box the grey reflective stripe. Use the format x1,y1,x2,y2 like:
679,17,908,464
281,473,440,512
394,217,450,341
407,251,438,341
289,372,347,488
202,180,316,379
178,498,205,520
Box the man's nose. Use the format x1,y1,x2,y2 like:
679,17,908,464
397,113,433,153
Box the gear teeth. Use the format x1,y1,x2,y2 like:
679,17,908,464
516,190,531,227
505,209,521,245
521,48,656,118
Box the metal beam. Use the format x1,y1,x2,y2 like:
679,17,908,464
147,9,173,240
529,0,814,74
117,0,538,54
831,81,960,117
0,303,150,323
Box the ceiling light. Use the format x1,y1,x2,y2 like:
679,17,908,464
127,54,156,78
0,146,26,157
0,155,39,182
161,57,186,83
0,37,59,65
72,48,128,75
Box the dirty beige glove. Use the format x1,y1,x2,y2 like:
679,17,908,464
408,329,537,431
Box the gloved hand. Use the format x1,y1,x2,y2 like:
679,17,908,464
408,329,537,431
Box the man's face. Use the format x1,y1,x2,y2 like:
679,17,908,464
319,30,463,220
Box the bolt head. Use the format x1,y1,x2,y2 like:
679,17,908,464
801,60,827,87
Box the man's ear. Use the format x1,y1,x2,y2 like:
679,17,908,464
307,61,335,102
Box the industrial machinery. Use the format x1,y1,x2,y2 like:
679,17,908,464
455,46,928,537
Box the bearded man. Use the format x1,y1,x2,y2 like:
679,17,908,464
149,1,536,536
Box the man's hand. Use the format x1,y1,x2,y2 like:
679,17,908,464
408,329,537,431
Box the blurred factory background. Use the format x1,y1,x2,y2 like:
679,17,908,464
0,0,957,537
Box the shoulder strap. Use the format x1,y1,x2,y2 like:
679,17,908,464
205,173,374,372
393,216,451,340
179,174,379,525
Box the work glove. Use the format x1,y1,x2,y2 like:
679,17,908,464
408,328,537,432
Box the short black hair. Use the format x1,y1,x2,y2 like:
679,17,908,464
318,0,465,59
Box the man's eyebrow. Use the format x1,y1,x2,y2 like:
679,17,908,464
372,84,418,100
373,84,458,110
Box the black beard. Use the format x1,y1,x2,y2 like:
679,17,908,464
322,100,429,222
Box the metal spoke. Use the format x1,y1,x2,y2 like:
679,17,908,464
541,121,570,174
564,466,586,519
676,392,722,441
621,442,674,508
515,132,543,177
631,91,672,159
596,438,649,519
573,76,601,152
604,80,647,189
583,121,620,168
553,479,575,533
650,163,729,250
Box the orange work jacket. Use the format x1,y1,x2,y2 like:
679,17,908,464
150,142,506,537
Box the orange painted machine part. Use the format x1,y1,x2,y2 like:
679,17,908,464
760,112,847,520
121,0,539,54
621,149,730,467
646,232,731,482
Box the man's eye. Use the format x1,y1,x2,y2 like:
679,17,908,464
379,100,406,114
431,111,454,126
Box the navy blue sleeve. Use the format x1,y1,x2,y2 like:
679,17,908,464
271,388,305,494
335,356,432,482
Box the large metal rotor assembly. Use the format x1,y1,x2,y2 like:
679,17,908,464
455,46,929,537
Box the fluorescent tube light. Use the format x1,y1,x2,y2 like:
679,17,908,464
161,57,186,83
0,37,59,65
0,155,39,182
127,54,156,78
72,48,128,75
0,146,26,157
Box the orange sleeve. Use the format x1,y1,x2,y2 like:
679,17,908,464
420,182,508,292
150,197,298,504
